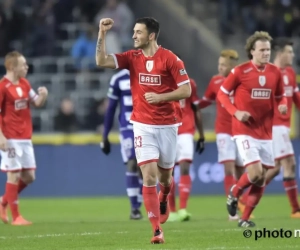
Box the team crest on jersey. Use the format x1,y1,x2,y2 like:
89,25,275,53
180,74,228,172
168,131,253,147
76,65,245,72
283,75,289,85
16,87,23,97
146,60,154,72
258,76,266,86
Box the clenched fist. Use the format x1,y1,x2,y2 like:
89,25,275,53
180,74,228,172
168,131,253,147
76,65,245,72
99,18,114,32
278,104,287,115
144,92,162,104
38,87,48,97
234,110,251,122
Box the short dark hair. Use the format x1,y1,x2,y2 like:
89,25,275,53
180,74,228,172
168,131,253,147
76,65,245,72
272,37,293,52
135,17,160,40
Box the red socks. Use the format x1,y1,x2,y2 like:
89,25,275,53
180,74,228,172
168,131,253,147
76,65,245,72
241,184,265,220
3,183,20,220
168,179,176,212
224,175,236,196
158,180,173,203
232,173,253,198
179,175,191,209
283,178,300,213
142,186,161,231
2,179,28,206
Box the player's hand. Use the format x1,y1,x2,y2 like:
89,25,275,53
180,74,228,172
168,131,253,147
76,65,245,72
278,104,287,115
0,135,8,152
196,138,205,154
100,138,111,155
38,87,48,97
99,18,114,32
144,92,162,104
234,110,251,122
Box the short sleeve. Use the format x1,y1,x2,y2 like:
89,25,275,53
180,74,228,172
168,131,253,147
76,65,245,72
24,79,38,102
190,79,200,104
111,51,131,69
167,54,190,86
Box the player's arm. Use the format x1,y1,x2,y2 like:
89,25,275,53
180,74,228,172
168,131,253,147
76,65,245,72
217,68,250,122
0,86,7,151
275,70,287,114
31,87,48,108
95,19,117,69
293,88,300,110
198,79,216,109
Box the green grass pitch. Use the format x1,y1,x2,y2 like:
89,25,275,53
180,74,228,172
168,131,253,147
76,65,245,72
0,195,300,250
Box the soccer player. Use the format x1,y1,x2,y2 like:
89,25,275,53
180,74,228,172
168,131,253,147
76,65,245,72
239,37,300,218
217,31,287,227
198,49,243,220
168,74,205,222
0,51,48,225
101,69,143,220
95,17,191,243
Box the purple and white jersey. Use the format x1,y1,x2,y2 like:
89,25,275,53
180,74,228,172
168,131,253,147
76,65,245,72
107,69,133,131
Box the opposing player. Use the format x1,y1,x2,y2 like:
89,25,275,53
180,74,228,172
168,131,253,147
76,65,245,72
239,37,300,218
0,51,48,225
198,50,243,220
95,17,191,243
101,69,143,220
217,31,287,227
168,74,205,222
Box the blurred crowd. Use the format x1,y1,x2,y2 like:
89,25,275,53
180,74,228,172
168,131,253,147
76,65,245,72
219,0,300,38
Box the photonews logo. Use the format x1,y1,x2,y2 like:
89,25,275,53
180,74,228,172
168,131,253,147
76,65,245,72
243,228,300,240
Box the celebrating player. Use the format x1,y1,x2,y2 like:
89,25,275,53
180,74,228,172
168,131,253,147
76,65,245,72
168,73,205,222
95,17,191,243
217,31,287,227
239,37,300,218
0,51,48,225
101,69,143,220
198,49,243,220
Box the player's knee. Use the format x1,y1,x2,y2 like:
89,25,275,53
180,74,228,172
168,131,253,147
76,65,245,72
7,171,21,184
21,170,36,184
180,162,190,175
283,164,296,178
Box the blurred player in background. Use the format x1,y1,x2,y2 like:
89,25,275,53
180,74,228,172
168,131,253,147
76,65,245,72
239,37,300,218
218,31,287,227
0,51,48,225
168,60,205,222
101,69,143,220
96,17,191,243
198,50,243,220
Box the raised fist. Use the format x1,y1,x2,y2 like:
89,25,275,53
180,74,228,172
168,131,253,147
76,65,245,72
99,18,114,32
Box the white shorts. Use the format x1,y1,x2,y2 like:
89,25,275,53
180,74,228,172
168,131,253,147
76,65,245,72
216,133,243,166
0,140,36,172
234,135,275,168
175,133,194,163
133,123,178,169
272,125,294,160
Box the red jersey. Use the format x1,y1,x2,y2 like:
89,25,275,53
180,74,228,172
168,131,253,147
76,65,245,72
112,47,190,126
217,61,286,140
178,78,199,135
273,66,300,128
200,75,233,135
0,77,37,139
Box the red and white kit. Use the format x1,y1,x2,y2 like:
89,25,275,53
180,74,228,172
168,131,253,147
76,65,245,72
201,75,242,165
111,47,190,169
175,78,199,164
0,77,38,172
272,66,300,160
218,61,286,168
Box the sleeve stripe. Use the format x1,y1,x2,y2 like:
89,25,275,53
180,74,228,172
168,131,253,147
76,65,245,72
275,94,285,98
220,86,230,94
110,54,119,69
31,94,38,102
294,87,299,92
107,93,118,100
177,80,190,86
193,100,200,105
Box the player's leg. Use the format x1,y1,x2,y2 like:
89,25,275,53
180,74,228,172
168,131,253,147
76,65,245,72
238,139,275,227
0,141,31,225
120,131,143,219
176,134,193,221
156,126,178,225
167,169,177,222
281,155,300,217
133,124,163,244
227,136,265,226
216,134,237,196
